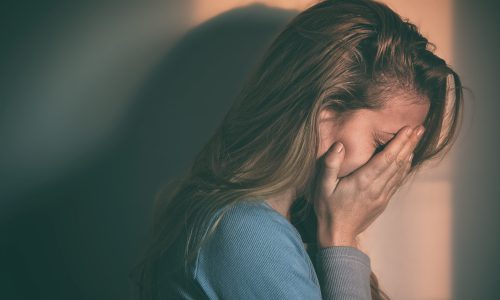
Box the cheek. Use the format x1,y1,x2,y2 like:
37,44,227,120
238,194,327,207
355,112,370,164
337,139,376,178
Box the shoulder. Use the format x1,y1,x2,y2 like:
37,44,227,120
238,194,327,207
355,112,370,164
197,199,305,263
211,199,301,243
194,199,321,298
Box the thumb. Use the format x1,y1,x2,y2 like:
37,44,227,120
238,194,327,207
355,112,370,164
320,142,345,197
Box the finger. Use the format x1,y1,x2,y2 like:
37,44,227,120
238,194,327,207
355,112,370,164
374,125,425,186
319,142,345,197
394,125,425,166
386,163,411,200
382,155,413,200
352,125,413,189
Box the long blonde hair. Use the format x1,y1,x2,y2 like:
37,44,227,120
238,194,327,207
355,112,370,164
130,0,464,299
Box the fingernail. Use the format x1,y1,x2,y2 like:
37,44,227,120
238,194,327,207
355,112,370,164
416,126,425,137
335,142,343,153
406,127,413,136
408,153,414,162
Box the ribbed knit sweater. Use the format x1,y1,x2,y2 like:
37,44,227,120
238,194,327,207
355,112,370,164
160,199,372,299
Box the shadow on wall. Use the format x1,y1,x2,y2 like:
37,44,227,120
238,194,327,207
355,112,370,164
0,4,297,300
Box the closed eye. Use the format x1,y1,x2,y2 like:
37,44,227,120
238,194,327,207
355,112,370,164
374,140,386,154
372,132,389,154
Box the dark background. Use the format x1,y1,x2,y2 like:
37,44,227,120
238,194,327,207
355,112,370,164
0,0,499,299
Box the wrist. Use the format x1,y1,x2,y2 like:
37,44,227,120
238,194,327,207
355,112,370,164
318,236,358,248
317,226,358,248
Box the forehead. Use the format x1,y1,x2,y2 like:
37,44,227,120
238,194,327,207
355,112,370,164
361,99,430,132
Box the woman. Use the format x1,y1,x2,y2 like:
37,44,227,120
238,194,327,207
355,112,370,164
130,0,464,299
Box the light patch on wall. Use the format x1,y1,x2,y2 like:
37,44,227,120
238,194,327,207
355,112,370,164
190,0,317,26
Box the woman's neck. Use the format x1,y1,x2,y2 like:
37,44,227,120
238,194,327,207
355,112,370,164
264,188,297,221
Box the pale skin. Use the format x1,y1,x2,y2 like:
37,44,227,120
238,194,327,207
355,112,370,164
265,98,430,248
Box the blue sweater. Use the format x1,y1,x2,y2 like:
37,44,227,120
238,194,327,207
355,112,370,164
160,199,372,299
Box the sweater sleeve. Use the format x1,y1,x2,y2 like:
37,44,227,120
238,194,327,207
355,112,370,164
194,201,323,299
316,246,372,300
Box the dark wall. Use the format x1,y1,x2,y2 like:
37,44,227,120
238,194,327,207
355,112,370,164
453,1,500,299
0,1,296,299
